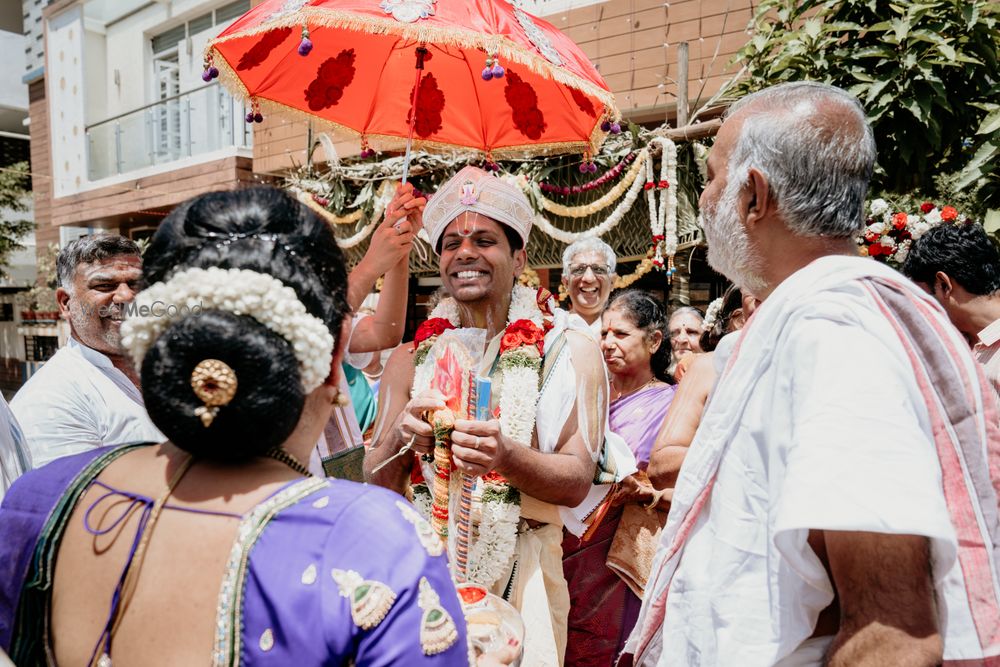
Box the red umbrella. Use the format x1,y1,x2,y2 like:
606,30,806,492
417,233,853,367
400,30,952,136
205,0,621,174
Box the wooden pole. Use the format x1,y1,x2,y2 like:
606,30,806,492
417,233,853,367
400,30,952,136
677,42,690,128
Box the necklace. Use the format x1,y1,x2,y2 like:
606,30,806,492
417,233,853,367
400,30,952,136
264,448,312,477
611,376,658,402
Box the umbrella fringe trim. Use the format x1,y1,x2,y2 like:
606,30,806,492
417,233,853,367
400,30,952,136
214,56,606,160
206,7,618,120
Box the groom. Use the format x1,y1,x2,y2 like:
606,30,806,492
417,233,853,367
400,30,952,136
365,166,629,666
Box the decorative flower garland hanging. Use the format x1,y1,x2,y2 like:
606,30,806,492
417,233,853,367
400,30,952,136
531,150,646,218
529,149,649,244
644,137,678,275
289,183,394,249
538,152,638,196
410,285,554,587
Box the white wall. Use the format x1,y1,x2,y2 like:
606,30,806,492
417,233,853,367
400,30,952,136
46,6,88,198
0,30,27,113
100,0,243,122
83,24,107,127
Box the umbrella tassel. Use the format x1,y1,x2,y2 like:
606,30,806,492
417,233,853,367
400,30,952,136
401,45,430,185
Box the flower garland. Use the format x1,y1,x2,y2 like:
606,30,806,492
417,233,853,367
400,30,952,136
411,284,553,587
857,198,967,266
645,137,678,273
292,183,394,249
538,152,637,196
529,149,650,245
612,255,656,290
702,297,723,332
532,149,647,218
120,267,335,392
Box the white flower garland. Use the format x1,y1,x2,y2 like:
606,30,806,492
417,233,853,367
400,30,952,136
532,150,647,218
334,183,395,248
529,149,650,244
120,267,335,392
702,297,723,332
291,183,393,249
412,284,549,587
646,137,679,266
466,489,521,585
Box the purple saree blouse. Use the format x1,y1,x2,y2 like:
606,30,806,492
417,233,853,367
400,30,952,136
608,383,676,468
0,445,469,665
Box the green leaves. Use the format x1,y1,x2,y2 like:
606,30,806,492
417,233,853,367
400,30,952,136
733,0,1000,206
0,161,33,281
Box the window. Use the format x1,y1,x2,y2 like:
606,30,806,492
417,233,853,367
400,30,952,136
151,24,186,55
150,0,252,55
25,335,58,362
215,0,251,23
0,304,13,322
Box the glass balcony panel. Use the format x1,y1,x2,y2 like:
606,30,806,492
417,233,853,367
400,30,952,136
84,82,252,181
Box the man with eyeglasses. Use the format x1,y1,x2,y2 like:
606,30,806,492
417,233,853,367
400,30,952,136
561,237,617,340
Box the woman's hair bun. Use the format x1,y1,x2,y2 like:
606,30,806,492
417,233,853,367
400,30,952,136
137,186,349,460
142,310,305,461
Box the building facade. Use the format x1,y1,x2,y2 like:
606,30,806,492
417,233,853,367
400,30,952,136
24,0,754,367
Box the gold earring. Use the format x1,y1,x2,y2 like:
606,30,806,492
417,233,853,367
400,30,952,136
190,359,238,427
332,390,350,407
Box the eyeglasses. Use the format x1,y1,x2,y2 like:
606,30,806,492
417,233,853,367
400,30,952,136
568,263,611,277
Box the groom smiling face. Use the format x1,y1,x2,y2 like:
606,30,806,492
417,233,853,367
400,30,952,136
438,212,527,306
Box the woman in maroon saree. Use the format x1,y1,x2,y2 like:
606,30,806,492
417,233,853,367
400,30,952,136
562,290,675,666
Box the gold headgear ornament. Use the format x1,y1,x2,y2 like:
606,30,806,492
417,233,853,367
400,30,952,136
190,359,238,427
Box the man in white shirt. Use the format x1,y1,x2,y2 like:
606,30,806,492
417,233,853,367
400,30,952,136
11,235,164,469
902,222,1000,397
627,82,1000,666
0,394,28,501
561,237,616,340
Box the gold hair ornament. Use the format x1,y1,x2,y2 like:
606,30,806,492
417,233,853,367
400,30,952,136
190,359,238,427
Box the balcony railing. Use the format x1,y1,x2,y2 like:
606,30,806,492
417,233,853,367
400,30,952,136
86,82,252,181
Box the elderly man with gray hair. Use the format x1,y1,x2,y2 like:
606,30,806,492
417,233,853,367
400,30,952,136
11,235,163,469
626,82,1000,666
561,236,617,339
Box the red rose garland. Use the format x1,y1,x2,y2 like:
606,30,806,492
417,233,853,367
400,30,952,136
859,200,970,264
413,317,456,351
500,319,545,355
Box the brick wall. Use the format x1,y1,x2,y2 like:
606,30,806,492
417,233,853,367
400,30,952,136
47,156,256,229
28,78,56,262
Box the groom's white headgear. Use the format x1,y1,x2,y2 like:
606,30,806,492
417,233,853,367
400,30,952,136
423,166,533,253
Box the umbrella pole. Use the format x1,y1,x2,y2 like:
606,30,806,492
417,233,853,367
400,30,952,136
401,46,429,185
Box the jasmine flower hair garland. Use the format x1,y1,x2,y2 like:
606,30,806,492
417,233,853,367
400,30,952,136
121,267,336,392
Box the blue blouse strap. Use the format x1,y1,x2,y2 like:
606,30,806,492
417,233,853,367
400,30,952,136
81,457,242,667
